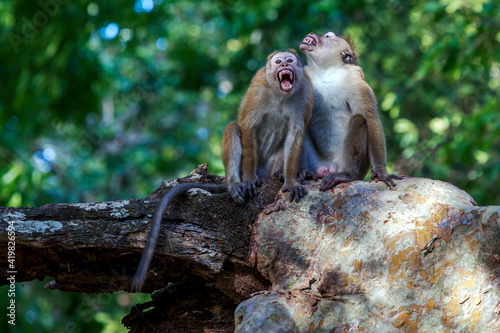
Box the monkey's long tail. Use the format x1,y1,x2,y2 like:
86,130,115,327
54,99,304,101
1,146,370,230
131,182,227,292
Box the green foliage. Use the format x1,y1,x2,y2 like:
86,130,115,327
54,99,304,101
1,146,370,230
0,278,150,332
1,0,499,207
0,0,499,330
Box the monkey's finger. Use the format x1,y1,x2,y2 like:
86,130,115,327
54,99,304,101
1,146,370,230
294,186,308,202
231,184,247,203
320,177,334,191
307,171,319,181
388,174,404,180
251,182,258,196
298,186,308,200
388,177,397,188
299,171,318,183
235,191,245,203
380,177,394,189
231,189,245,204
234,195,245,204
245,184,254,198
246,182,258,198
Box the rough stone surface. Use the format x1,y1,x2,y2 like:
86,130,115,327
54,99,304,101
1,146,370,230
237,177,500,332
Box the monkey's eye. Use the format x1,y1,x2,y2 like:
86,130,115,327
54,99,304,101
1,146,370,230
323,32,335,38
276,59,282,64
287,58,293,63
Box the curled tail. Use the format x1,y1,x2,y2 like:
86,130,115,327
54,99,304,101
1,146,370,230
131,182,227,292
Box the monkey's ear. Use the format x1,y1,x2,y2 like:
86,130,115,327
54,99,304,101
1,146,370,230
342,34,356,50
341,51,357,65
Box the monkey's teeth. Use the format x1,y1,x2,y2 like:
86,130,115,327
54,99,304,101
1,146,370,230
303,37,316,46
279,70,292,82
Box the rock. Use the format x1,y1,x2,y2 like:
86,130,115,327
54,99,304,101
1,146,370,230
236,177,500,332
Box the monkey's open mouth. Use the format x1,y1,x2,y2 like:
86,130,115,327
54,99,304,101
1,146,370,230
278,69,294,92
299,35,317,52
302,35,317,46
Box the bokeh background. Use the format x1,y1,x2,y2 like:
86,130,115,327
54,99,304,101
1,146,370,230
1,0,499,331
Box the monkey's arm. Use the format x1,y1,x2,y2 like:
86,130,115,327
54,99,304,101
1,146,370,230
240,122,261,197
361,85,402,188
282,122,308,201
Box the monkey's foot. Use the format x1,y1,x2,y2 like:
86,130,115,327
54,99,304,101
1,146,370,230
371,170,403,189
319,173,353,191
297,170,318,183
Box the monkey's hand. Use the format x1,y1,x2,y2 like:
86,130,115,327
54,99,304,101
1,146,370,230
282,182,308,203
229,182,247,204
371,168,403,189
298,170,318,183
244,177,262,199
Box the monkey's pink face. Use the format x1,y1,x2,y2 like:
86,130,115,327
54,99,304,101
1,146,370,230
267,52,302,96
299,32,355,67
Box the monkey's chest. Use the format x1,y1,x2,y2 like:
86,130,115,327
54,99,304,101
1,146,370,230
311,88,354,160
255,116,288,158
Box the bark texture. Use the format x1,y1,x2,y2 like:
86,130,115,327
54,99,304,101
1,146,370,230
0,165,275,332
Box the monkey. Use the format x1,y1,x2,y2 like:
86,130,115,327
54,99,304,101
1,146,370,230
223,49,313,203
298,31,402,191
131,49,313,292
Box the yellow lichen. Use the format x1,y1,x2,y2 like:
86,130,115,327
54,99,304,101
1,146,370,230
390,246,417,280
353,259,363,272
426,299,436,312
393,311,410,328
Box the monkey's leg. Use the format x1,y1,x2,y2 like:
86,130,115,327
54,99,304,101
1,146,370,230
222,121,246,203
320,114,369,191
298,133,319,183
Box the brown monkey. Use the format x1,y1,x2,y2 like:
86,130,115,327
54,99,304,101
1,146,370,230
131,49,313,292
223,49,313,203
299,31,402,191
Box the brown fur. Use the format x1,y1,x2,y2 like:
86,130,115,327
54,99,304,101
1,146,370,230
223,49,313,202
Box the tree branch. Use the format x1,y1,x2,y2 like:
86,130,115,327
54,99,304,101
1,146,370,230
0,165,275,297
